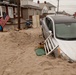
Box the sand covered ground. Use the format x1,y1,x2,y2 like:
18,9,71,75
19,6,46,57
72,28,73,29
0,27,76,75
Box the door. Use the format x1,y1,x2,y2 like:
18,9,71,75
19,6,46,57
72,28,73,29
8,7,14,18
42,17,53,38
43,17,59,55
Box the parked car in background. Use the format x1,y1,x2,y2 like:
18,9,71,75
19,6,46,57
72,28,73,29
42,15,76,61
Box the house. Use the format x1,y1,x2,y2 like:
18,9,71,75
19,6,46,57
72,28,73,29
37,1,56,14
73,12,76,18
0,0,22,19
21,5,41,20
21,0,42,20
0,0,41,20
0,0,26,30
0,0,41,30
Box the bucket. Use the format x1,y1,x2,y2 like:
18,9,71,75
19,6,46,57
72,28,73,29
0,25,3,31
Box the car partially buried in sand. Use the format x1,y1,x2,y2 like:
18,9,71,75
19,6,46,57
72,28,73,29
42,15,76,61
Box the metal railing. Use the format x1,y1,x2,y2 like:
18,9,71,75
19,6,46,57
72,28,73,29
44,34,59,55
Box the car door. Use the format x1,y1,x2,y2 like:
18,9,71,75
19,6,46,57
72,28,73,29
42,17,59,55
42,17,53,38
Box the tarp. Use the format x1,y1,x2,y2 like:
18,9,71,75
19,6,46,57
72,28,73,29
0,15,10,28
35,48,46,56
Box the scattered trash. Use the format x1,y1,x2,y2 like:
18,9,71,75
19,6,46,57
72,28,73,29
14,28,20,31
25,19,32,29
35,41,45,56
0,25,3,32
68,59,74,63
38,41,44,49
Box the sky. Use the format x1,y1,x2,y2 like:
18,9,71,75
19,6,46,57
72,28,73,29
33,0,76,14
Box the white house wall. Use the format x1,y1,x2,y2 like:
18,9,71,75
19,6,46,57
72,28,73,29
28,9,40,16
28,9,34,16
42,6,48,14
27,8,41,19
51,7,55,11
36,10,41,15
48,7,56,14
33,9,36,15
22,8,28,20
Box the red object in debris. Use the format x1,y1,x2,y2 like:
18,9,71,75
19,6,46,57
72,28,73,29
0,15,10,28
73,12,76,17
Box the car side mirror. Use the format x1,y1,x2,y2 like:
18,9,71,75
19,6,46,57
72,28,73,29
49,31,54,37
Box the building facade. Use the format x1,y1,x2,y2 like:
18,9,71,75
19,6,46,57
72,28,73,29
21,0,41,20
0,0,22,19
0,0,41,20
38,1,56,14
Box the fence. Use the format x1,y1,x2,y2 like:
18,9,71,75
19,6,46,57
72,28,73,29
44,34,59,55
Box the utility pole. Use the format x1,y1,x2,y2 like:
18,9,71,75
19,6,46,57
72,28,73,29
17,0,21,30
57,0,59,13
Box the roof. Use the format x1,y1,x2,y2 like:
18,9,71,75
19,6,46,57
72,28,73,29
0,2,41,10
47,15,76,23
46,2,56,8
21,5,41,10
0,2,17,7
39,2,56,9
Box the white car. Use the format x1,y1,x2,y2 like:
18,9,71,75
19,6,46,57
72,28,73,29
42,15,76,61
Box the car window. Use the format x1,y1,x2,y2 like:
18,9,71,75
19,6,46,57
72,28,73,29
45,18,53,33
55,23,76,40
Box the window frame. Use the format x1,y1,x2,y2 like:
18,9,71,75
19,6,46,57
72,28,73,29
45,17,53,33
0,6,3,17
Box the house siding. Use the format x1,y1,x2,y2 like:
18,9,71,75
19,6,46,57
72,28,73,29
22,7,41,20
22,8,28,20
28,9,34,16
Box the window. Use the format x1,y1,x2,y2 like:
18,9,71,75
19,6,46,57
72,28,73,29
0,6,2,17
15,8,21,17
45,17,53,33
2,6,6,17
2,6,6,13
8,7,14,18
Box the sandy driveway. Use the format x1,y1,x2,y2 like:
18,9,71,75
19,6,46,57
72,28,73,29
0,27,76,75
